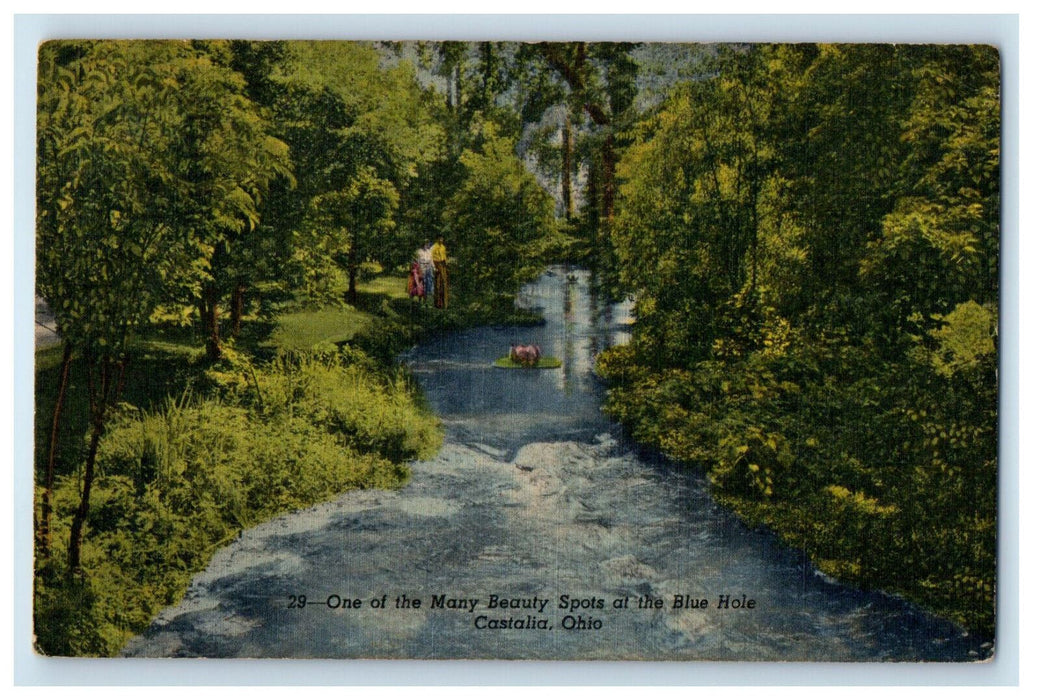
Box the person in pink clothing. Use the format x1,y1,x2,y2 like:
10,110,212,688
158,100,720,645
407,261,425,301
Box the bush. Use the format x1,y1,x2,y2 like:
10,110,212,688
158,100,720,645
599,336,995,638
34,348,442,656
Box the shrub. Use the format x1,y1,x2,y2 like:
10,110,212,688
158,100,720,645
34,347,442,656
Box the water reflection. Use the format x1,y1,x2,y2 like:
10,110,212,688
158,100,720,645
402,265,633,455
123,266,990,661
559,270,577,394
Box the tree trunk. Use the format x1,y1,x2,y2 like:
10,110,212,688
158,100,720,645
538,42,617,243
454,64,462,115
479,42,494,109
562,115,574,220
230,282,246,339
67,356,126,575
37,341,72,557
67,356,110,574
67,412,102,574
601,132,617,227
347,247,359,306
203,283,222,361
586,158,600,239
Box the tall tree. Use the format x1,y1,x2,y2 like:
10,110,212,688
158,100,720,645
538,43,638,229
168,45,291,360
442,120,558,301
266,41,442,301
36,40,288,569
37,41,194,570
611,45,795,365
304,167,400,304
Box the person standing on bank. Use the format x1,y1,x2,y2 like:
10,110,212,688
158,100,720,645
431,237,448,309
417,241,434,306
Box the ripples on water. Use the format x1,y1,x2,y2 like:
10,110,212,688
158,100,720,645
396,266,989,661
123,266,991,661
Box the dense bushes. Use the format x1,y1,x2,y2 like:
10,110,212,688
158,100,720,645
597,316,997,636
600,44,998,640
34,347,441,656
32,272,539,657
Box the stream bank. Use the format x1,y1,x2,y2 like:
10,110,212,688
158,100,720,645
123,267,987,661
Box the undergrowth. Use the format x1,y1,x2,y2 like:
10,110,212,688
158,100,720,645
34,346,441,656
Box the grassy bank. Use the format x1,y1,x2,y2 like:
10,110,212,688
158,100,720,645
34,269,546,656
31,276,457,656
263,307,376,352
34,345,442,656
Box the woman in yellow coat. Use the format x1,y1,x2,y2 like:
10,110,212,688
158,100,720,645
431,237,448,309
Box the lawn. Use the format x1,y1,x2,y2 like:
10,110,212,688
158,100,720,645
264,306,376,352
357,272,410,300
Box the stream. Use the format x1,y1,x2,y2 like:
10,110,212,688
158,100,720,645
123,267,988,661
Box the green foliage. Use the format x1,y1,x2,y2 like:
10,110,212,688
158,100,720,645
927,301,997,379
37,41,198,355
600,333,996,636
302,166,400,302
34,348,441,656
210,350,443,464
261,41,443,302
276,42,444,182
605,44,999,639
442,120,558,301
36,39,296,569
37,41,293,354
34,336,206,485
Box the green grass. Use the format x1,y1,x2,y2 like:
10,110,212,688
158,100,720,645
264,307,375,352
357,272,411,301
493,356,562,369
33,268,547,656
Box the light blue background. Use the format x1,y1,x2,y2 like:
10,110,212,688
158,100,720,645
12,12,1020,686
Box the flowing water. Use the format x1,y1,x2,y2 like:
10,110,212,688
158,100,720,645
123,267,989,661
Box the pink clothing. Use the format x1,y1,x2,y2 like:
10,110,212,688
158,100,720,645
407,262,425,298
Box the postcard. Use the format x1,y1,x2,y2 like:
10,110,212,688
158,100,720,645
30,36,1000,665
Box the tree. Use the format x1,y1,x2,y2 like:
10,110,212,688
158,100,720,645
304,167,400,304
538,42,639,248
776,44,917,324
35,40,288,569
611,45,796,365
442,121,558,301
37,41,194,570
859,46,1000,345
161,44,292,360
263,42,442,301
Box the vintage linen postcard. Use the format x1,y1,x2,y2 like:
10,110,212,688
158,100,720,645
32,37,999,663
